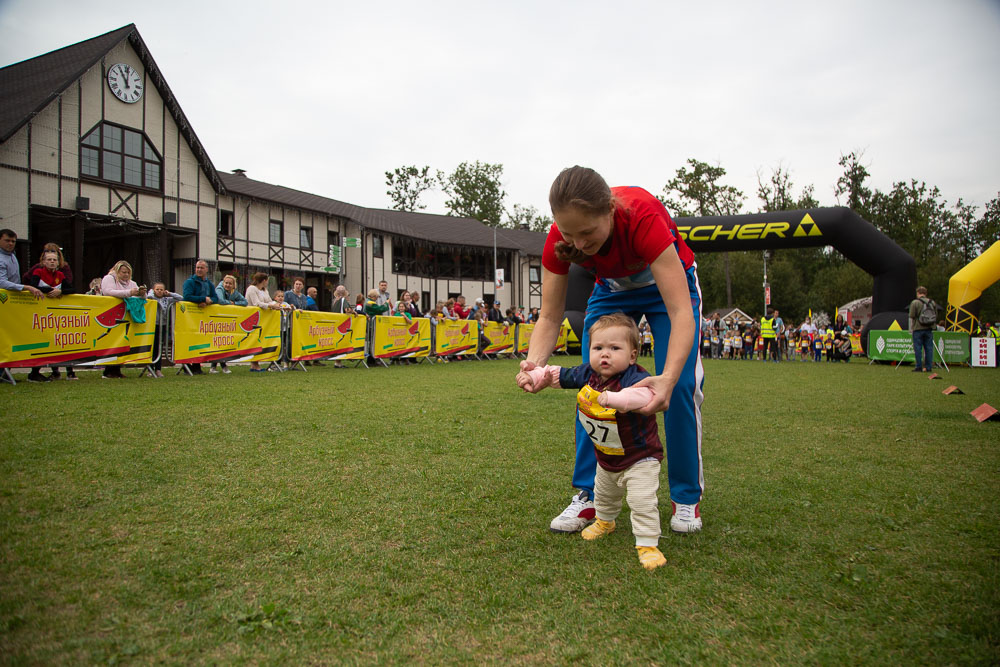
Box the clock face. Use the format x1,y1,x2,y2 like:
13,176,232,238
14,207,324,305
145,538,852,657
107,63,143,104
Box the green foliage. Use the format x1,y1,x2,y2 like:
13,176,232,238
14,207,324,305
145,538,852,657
757,165,819,212
385,165,436,211
506,203,552,232
440,160,507,225
661,158,746,217
1,361,998,663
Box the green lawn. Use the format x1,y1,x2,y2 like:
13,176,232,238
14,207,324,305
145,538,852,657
1,358,998,664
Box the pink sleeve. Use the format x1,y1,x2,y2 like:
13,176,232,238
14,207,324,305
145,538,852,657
601,386,654,412
525,365,563,390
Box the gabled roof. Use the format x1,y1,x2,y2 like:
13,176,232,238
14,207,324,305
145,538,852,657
219,171,546,255
0,24,225,192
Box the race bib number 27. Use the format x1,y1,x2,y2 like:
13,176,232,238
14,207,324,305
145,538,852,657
577,385,624,456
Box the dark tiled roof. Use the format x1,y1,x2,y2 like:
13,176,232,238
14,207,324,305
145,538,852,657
0,24,225,192
220,172,546,254
0,25,133,142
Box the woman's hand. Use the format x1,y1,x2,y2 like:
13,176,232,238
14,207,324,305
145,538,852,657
631,375,675,415
46,288,62,299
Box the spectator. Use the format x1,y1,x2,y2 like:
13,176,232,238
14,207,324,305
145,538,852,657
376,280,393,312
527,307,539,323
488,300,504,323
468,297,486,319
181,259,214,375
305,286,319,311
147,282,182,378
760,308,779,362
442,298,459,321
453,295,470,319
283,278,308,310
245,272,282,372
0,228,43,300
330,285,350,314
210,274,247,374
353,294,365,315
85,278,102,295
405,290,422,318
24,248,74,382
908,286,938,372
100,260,143,379
272,290,293,310
365,289,390,318
773,309,785,361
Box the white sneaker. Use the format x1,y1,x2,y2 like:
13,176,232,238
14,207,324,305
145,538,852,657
549,490,596,533
209,368,219,374
222,367,232,374
670,502,702,533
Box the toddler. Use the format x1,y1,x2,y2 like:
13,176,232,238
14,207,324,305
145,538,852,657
518,313,667,570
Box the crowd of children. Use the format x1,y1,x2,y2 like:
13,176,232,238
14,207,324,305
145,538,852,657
700,315,859,362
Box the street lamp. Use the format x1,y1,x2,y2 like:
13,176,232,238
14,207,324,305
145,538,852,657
763,250,772,314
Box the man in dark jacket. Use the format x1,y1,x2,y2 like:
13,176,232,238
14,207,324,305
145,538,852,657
182,260,214,374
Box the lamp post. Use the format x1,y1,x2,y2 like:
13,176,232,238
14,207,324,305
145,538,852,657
763,250,772,314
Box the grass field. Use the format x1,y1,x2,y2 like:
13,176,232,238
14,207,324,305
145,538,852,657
1,357,998,664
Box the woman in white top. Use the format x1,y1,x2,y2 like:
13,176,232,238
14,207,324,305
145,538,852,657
99,260,142,378
245,272,282,371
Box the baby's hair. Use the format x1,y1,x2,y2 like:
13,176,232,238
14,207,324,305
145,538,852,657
589,312,640,352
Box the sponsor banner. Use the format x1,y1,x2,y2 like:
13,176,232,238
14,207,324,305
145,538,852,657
867,330,970,363
289,310,365,361
554,320,570,353
434,319,479,357
373,315,431,359
971,337,997,368
172,302,281,364
516,323,534,354
482,321,514,354
0,290,156,368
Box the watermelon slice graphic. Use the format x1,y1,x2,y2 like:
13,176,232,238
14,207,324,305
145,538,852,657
95,302,127,327
238,309,263,344
337,319,352,334
93,301,130,344
461,323,470,335
240,311,260,332
408,321,420,335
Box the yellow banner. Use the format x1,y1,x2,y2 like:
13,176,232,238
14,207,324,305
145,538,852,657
482,321,514,354
849,333,863,355
516,323,534,354
172,302,281,364
290,311,365,361
554,320,570,353
434,319,479,357
0,290,157,367
373,315,431,359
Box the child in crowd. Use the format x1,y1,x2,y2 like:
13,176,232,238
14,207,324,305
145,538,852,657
812,334,823,362
722,331,732,360
516,313,667,571
147,282,182,378
732,328,742,359
272,290,293,311
701,331,711,359
799,332,810,361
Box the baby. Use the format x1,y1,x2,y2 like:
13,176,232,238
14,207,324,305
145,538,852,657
518,313,666,570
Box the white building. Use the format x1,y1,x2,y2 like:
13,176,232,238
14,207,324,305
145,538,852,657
0,25,544,312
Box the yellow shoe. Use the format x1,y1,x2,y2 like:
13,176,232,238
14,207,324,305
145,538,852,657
636,546,666,570
581,518,615,541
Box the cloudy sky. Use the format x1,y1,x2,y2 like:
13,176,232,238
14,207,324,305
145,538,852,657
2,0,999,220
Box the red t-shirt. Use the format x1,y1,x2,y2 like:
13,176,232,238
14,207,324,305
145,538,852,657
542,186,694,285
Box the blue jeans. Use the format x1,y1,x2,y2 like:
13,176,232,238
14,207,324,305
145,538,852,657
912,329,934,370
571,266,705,506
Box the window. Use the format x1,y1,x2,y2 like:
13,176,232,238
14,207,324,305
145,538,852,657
327,229,340,251
529,265,541,284
372,234,383,258
300,226,312,249
80,122,162,190
218,210,234,237
269,220,283,245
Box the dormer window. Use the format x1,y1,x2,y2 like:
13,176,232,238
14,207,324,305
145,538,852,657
80,122,162,191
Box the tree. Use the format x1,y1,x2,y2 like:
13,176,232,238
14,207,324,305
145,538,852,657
662,159,746,306
506,203,552,232
756,165,819,212
833,151,873,217
385,165,436,212
440,161,507,225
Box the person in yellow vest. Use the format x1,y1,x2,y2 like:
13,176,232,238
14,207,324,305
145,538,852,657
760,309,778,363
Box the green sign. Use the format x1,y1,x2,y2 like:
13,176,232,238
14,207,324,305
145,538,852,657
327,245,341,272
343,237,361,248
867,330,970,363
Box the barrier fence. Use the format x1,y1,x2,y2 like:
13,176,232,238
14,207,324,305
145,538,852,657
0,290,570,383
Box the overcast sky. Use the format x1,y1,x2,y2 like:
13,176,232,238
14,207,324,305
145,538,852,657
2,0,999,221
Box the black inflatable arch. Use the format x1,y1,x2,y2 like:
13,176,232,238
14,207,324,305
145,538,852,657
564,207,916,353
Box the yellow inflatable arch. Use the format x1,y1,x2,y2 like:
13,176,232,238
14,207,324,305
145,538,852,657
946,240,1000,333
